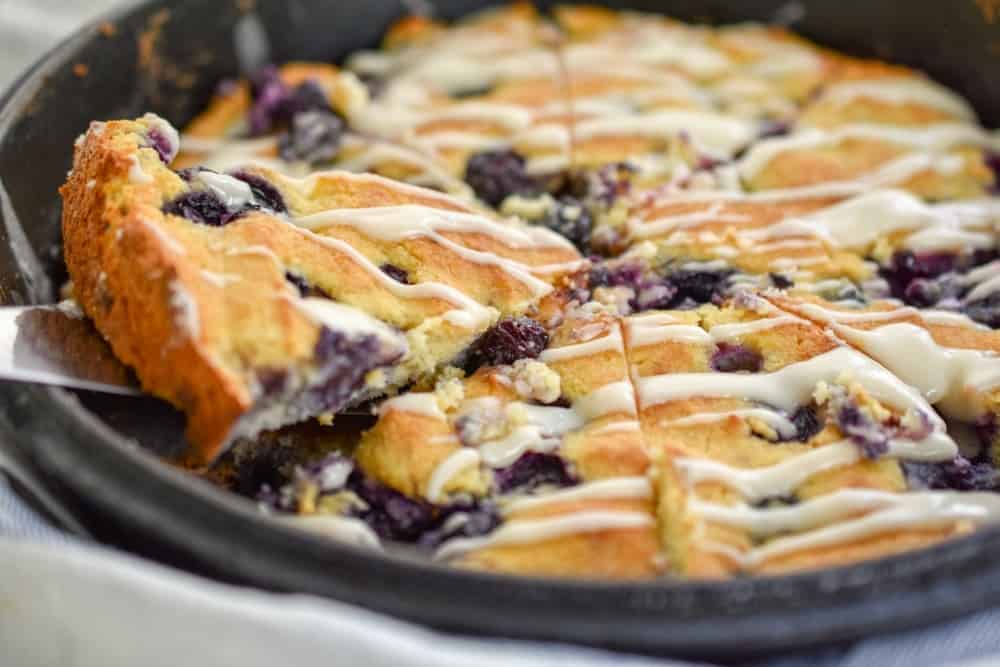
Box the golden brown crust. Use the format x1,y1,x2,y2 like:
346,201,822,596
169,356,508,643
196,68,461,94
62,118,254,460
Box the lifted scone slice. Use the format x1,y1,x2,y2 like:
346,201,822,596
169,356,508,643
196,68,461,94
625,298,999,577
61,115,581,462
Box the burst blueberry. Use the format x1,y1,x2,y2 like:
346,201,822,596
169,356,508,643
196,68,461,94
783,405,822,442
835,403,890,459
463,149,537,207
231,170,287,212
539,197,593,252
163,190,235,226
711,343,763,373
380,263,410,284
417,502,502,548
965,293,1000,328
493,452,577,494
902,457,999,491
147,128,176,164
466,317,548,369
278,110,344,164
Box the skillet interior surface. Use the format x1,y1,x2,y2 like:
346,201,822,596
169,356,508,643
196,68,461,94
4,0,1000,658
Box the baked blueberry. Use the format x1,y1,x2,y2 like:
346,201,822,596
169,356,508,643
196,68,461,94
466,317,548,369
463,149,537,206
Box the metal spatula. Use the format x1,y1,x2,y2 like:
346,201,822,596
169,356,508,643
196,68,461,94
0,304,141,395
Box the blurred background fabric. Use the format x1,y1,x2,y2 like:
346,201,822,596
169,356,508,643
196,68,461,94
0,0,121,89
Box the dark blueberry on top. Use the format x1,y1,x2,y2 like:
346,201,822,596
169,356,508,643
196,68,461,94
881,250,956,304
834,403,890,459
235,445,294,499
965,293,1000,329
752,494,799,509
147,128,176,164
176,167,211,182
231,170,287,213
759,119,792,139
466,317,548,370
902,457,999,492
786,405,822,443
350,473,438,541
313,327,378,366
285,271,330,299
278,110,345,165
588,260,642,290
902,278,941,308
256,367,290,398
493,452,578,494
635,281,678,312
248,65,292,136
463,149,538,207
986,151,1000,194
163,190,235,226
380,263,410,284
450,83,495,100
668,269,732,307
248,68,338,138
417,502,502,548
711,343,763,373
358,73,385,99
539,197,592,252
283,80,334,118
769,272,793,289
976,414,998,452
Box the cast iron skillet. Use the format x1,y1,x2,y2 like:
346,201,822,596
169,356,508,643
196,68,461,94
4,0,1000,659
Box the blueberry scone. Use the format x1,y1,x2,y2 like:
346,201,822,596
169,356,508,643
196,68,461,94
60,3,1000,579
62,114,582,463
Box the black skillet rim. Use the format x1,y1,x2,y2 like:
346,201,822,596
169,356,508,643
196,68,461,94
4,0,1000,659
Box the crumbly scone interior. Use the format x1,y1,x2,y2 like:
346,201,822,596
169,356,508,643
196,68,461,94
60,3,1000,579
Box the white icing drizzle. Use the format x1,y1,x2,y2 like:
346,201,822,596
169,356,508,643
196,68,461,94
435,510,654,560
816,78,976,122
677,436,955,504
505,476,652,513
286,515,382,550
142,113,181,163
519,109,756,157
426,448,482,502
195,171,255,211
167,281,200,340
830,321,1000,421
573,381,638,420
634,188,1000,255
738,123,997,181
588,420,642,436
296,203,572,249
288,225,495,331
637,345,953,449
199,270,243,287
127,154,152,184
293,297,409,349
380,393,446,419
336,136,474,196
920,310,990,329
700,492,1000,569
661,408,798,439
539,328,624,363
689,488,902,536
627,313,797,348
